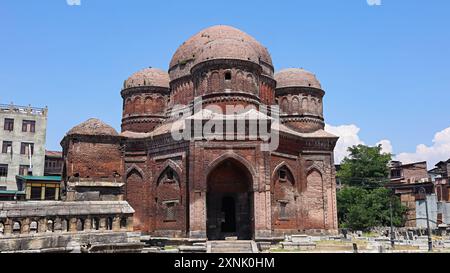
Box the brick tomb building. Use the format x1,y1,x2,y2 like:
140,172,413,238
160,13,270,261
61,25,339,240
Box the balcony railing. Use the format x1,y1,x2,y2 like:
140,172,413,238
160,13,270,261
0,103,47,116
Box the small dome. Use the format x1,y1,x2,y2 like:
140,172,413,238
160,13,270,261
275,68,322,89
194,38,259,66
124,68,169,89
169,25,273,80
67,118,118,136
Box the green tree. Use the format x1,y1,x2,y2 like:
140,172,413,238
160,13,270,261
337,187,406,230
337,144,392,188
336,144,407,231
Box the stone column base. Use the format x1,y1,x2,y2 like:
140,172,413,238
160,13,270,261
189,230,207,239
254,229,272,240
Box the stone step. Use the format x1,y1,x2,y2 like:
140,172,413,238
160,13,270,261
212,248,252,252
207,240,257,253
178,246,206,253
211,246,253,250
210,243,253,247
210,240,253,245
212,249,254,253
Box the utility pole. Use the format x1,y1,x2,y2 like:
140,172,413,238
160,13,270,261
390,198,395,247
419,187,433,252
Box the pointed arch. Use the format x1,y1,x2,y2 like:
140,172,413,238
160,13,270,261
126,164,144,179
246,73,257,93
208,71,220,93
281,97,289,113
301,97,308,113
144,96,153,113
134,96,143,113
125,98,133,115
271,161,296,184
291,96,300,114
306,164,324,177
156,159,182,185
206,152,257,185
236,70,245,91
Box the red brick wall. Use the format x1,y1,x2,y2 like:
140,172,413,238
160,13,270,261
207,160,251,193
65,138,122,180
124,148,188,236
121,88,168,133
303,169,325,229
193,67,259,97
171,79,194,106
125,170,147,231
272,168,297,230
401,162,428,182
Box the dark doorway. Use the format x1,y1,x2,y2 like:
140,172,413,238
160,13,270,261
221,196,236,233
206,158,253,240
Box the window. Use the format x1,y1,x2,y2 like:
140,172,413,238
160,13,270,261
279,169,287,181
167,170,174,180
30,187,42,200
4,118,14,131
120,217,127,229
20,143,34,156
45,187,56,200
225,71,232,81
165,202,177,221
391,169,402,178
22,120,36,133
19,165,29,176
1,141,12,154
0,164,8,177
279,201,288,219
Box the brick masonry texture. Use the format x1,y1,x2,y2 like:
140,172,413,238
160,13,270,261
61,25,339,239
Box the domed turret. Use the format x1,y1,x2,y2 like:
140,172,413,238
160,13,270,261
67,118,118,136
275,68,322,90
169,25,273,81
123,67,170,89
168,25,276,109
275,68,325,133
121,68,170,133
61,118,123,201
194,38,260,66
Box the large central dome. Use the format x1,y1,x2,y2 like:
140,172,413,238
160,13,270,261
169,25,273,81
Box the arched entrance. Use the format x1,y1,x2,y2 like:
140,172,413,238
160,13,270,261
206,158,253,240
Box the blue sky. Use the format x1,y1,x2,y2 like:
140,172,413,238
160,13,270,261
1,0,449,165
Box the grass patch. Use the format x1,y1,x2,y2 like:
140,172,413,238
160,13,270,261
362,232,379,238
164,246,177,250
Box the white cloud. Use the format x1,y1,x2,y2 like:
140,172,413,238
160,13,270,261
376,139,393,154
396,127,450,167
325,124,364,163
367,0,382,6
326,124,450,167
66,0,81,6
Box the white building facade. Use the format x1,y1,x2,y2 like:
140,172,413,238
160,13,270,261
0,104,47,190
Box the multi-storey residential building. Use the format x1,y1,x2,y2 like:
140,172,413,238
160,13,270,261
44,150,63,176
387,161,435,228
0,103,47,191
